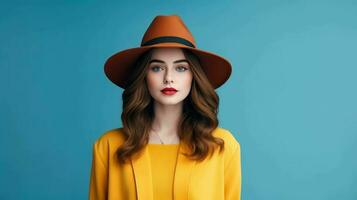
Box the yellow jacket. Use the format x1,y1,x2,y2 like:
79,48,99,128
89,127,241,200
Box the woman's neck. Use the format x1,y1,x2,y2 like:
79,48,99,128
149,101,183,143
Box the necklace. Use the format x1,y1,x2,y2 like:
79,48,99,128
151,129,177,144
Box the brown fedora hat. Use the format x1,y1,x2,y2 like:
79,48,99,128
104,14,232,89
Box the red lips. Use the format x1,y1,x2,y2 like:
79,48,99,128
161,87,178,95
161,87,177,92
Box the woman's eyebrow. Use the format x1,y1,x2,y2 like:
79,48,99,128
149,59,188,64
149,59,165,64
173,59,189,64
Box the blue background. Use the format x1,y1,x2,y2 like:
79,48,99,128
1,0,356,199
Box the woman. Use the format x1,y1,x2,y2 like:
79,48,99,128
89,15,241,200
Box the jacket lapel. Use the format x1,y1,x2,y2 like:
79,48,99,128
173,142,196,200
131,145,154,200
131,141,196,200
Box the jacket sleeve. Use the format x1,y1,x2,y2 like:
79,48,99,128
89,140,108,200
224,142,242,200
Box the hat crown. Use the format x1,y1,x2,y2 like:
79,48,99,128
141,15,196,47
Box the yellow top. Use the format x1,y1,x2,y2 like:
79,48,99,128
89,127,241,200
147,143,180,200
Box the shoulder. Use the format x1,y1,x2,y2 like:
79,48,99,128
212,127,240,149
212,127,241,159
93,127,126,152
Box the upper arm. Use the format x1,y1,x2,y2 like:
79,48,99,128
89,140,108,200
224,140,242,200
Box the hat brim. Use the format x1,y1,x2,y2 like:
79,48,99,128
104,43,232,89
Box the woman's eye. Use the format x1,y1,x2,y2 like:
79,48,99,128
150,66,162,72
176,66,188,72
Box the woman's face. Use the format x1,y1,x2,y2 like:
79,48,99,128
146,47,193,106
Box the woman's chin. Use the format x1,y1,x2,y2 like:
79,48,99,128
153,99,184,107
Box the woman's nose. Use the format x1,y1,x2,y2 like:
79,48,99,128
163,69,174,84
164,79,173,84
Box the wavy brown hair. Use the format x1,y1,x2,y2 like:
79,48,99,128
116,48,225,164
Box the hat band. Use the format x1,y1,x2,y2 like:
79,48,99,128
141,36,195,48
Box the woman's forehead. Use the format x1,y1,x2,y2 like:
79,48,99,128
150,47,186,62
